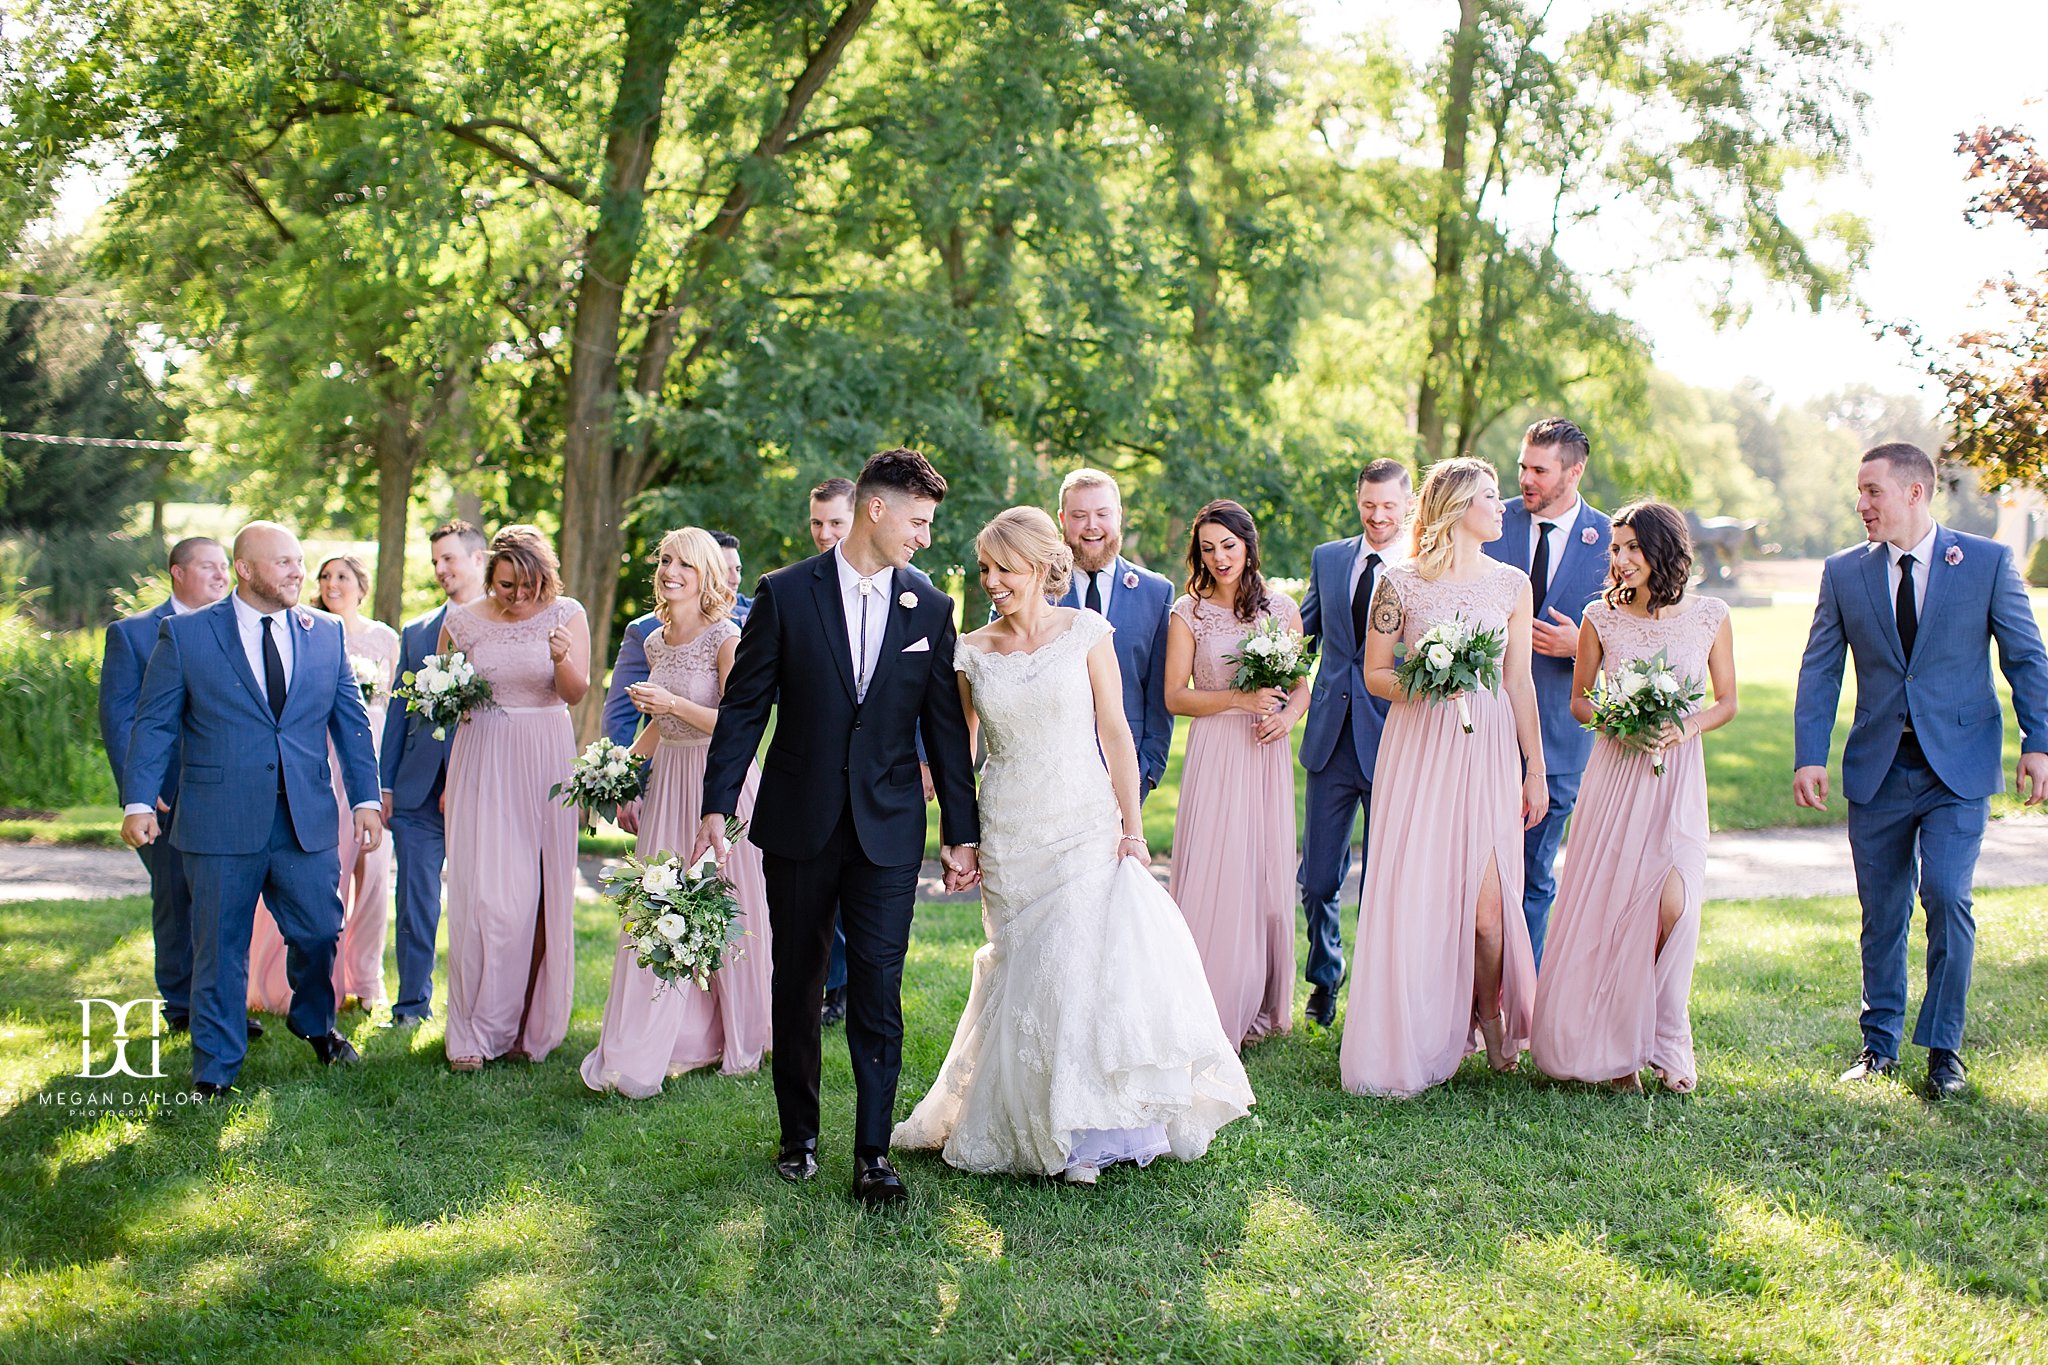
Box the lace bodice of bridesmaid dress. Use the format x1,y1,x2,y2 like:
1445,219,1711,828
645,618,739,746
1586,596,1727,711
1383,560,1522,647
1172,590,1298,690
444,598,584,707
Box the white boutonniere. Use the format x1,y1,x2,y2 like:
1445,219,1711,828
1581,527,1599,545
1944,545,1963,566
897,590,917,610
1123,570,1140,589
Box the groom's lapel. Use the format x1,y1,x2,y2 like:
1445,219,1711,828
1858,543,1906,665
807,557,858,704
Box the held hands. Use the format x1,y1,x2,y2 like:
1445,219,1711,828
121,811,160,849
353,807,385,853
690,813,731,869
1792,765,1829,812
627,681,678,715
941,844,981,893
2019,752,2047,806
547,623,573,663
1530,608,1579,659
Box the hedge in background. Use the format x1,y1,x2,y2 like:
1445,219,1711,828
0,609,112,809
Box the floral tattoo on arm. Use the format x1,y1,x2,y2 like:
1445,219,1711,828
1369,575,1404,637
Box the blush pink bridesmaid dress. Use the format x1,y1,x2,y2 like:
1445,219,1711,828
1339,560,1538,1097
1530,595,1727,1092
1167,590,1298,1051
440,598,582,1064
581,617,774,1097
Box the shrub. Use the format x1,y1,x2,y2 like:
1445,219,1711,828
0,604,113,809
2027,536,2048,589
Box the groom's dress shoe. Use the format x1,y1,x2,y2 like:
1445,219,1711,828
1306,984,1335,1028
304,1031,361,1066
774,1142,819,1183
245,1014,265,1039
191,1080,237,1102
852,1154,908,1206
1838,1048,1896,1083
1926,1049,1968,1100
820,986,848,1028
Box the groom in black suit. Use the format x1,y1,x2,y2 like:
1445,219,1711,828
697,447,980,1205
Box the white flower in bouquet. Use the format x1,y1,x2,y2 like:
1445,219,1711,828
653,912,689,941
423,669,453,695
1619,669,1648,698
1426,642,1454,670
1580,651,1704,776
1225,616,1316,693
641,862,680,897
351,653,383,702
1391,612,1506,735
1654,671,1679,696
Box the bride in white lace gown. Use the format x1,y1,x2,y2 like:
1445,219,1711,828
893,508,1253,1182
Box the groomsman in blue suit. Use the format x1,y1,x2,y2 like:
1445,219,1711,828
1482,417,1611,967
1055,468,1176,799
1795,443,2048,1100
120,521,386,1097
98,536,232,1032
377,519,487,1028
1296,460,1412,1027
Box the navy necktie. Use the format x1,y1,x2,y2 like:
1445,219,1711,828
1529,522,1554,615
1895,553,1918,661
1083,571,1104,615
1350,553,1381,648
261,616,287,719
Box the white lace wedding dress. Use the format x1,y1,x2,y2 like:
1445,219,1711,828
892,610,1254,1176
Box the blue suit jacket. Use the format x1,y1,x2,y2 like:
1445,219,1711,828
1796,527,2048,806
1058,556,1176,789
100,598,183,806
122,597,380,856
379,604,452,811
601,612,664,747
1299,537,1393,778
1485,498,1611,778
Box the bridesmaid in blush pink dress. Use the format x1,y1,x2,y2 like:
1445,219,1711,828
1165,499,1308,1050
582,527,774,1096
1532,502,1737,1094
440,526,590,1071
1340,458,1547,1097
247,556,400,1014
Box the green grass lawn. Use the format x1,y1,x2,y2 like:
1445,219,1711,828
5,883,2047,1361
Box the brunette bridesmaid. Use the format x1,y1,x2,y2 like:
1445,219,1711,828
581,527,774,1096
439,526,590,1071
1340,458,1545,1097
1531,501,1736,1093
1165,499,1305,1050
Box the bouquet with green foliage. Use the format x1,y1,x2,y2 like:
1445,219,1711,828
599,823,747,993
1225,615,1316,692
392,650,494,740
550,737,651,823
1581,651,1704,776
1392,614,1504,734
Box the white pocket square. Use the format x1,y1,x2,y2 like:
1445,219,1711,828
902,637,932,653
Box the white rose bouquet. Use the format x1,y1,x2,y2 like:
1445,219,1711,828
1391,614,1505,734
599,824,747,993
392,650,495,740
1225,615,1316,693
350,652,385,704
1581,650,1705,776
550,737,651,823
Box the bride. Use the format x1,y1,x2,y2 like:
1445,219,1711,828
892,507,1253,1183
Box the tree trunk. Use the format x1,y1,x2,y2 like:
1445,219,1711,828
373,393,421,628
1416,0,1484,464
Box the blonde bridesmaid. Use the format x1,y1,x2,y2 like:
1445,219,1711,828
440,526,589,1071
1340,458,1545,1097
1532,501,1736,1093
1165,499,1305,1050
581,528,774,1095
247,554,399,1014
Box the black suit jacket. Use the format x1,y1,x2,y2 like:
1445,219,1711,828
703,551,978,864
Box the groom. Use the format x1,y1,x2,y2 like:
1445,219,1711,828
696,447,980,1205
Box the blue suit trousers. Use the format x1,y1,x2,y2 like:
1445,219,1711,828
1298,712,1373,991
1521,768,1584,969
389,798,447,1022
135,825,194,1019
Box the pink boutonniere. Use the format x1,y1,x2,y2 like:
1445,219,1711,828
1123,571,1140,589
1581,527,1599,545
897,590,918,610
1944,545,1963,566
294,608,314,631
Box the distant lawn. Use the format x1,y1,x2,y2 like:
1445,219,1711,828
4,882,2048,1361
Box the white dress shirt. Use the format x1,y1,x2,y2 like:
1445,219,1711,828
833,544,894,701
233,590,295,694
1347,540,1403,602
168,594,198,615
1075,563,1117,618
1528,497,1584,593
1887,523,1938,621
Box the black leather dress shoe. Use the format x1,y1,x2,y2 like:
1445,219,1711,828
1306,984,1335,1028
192,1080,237,1101
820,987,848,1028
1927,1049,1968,1100
852,1154,908,1206
774,1141,819,1183
305,1031,361,1066
245,1014,265,1040
1838,1048,1896,1083
165,1013,190,1034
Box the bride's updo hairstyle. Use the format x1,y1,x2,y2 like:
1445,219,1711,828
976,506,1074,603
1410,457,1497,581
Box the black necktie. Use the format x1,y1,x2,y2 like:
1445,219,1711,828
261,615,287,719
1895,553,1918,661
1529,522,1554,614
1083,570,1104,615
1350,552,1381,647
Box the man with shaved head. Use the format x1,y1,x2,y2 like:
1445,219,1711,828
122,520,385,1098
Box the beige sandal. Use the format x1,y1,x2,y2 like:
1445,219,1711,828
448,1056,483,1073
1477,1012,1519,1073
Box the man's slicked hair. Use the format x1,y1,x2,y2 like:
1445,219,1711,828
810,476,856,506
168,536,222,569
1357,459,1412,492
429,519,488,554
854,447,947,505
1862,442,1938,496
1523,417,1591,468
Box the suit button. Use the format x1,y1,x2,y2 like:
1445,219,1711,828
853,720,861,730
841,766,849,776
